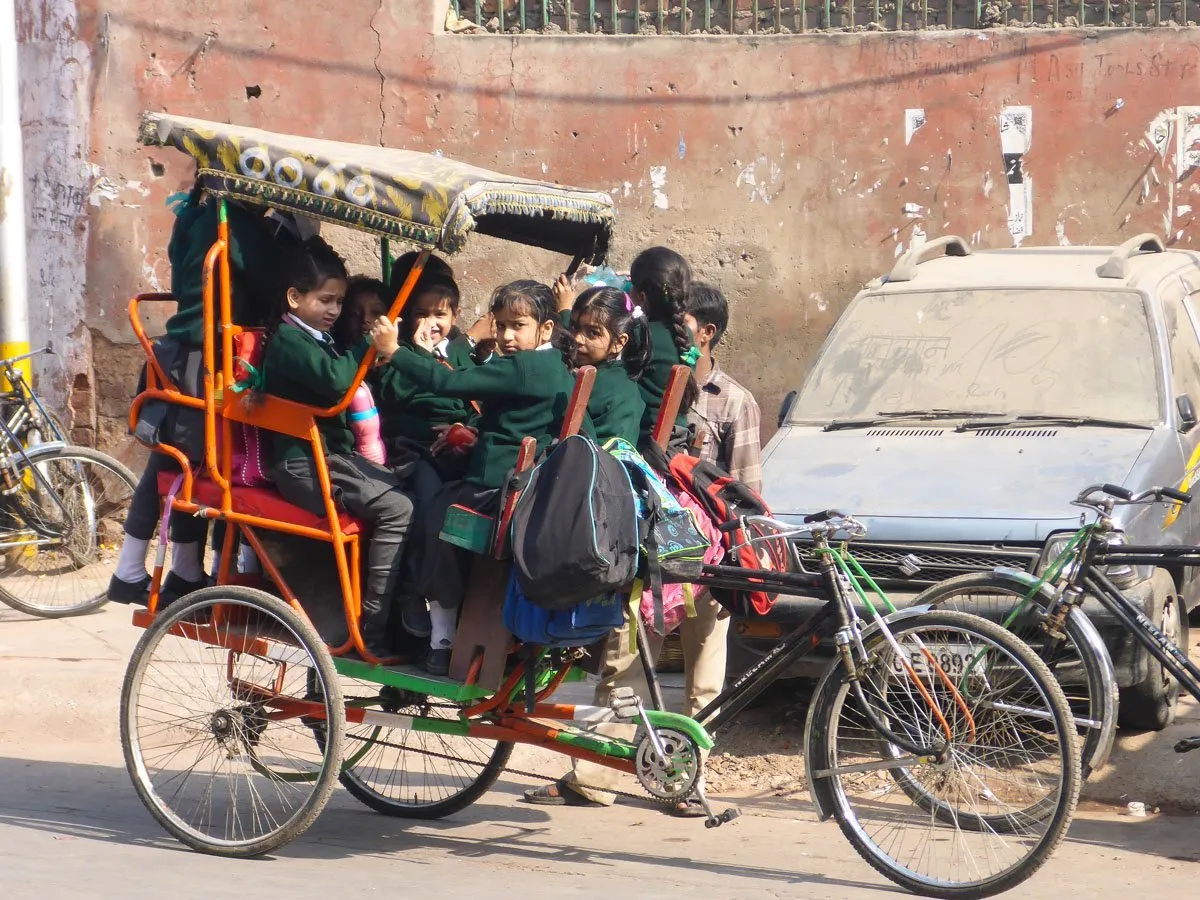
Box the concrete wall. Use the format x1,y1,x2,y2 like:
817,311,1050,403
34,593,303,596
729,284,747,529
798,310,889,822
19,1,1200,457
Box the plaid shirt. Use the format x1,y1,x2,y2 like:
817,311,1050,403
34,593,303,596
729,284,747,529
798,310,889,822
689,359,763,492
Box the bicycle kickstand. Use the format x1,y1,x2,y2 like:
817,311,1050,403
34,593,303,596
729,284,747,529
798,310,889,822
1174,736,1200,754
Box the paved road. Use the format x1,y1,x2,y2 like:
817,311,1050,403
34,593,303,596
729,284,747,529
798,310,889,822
1,603,1198,899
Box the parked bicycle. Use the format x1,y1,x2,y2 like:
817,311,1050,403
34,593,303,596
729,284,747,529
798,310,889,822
915,482,1200,777
0,348,137,617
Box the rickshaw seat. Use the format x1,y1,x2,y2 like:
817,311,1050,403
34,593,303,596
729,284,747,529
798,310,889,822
155,471,363,536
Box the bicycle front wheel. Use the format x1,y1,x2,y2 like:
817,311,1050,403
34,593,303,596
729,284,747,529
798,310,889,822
0,446,135,617
805,609,1080,899
914,571,1118,777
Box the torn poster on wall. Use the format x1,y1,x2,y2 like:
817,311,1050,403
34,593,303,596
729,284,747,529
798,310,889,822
999,106,1033,245
1176,107,1200,178
905,109,926,146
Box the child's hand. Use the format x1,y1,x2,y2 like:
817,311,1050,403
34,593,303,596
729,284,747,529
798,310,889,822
369,316,400,361
411,317,438,353
553,274,578,313
466,313,494,344
430,423,477,457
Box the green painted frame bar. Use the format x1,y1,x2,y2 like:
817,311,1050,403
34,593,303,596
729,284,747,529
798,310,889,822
334,656,493,702
590,0,597,30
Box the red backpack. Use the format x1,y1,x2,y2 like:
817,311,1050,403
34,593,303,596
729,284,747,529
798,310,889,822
655,451,790,617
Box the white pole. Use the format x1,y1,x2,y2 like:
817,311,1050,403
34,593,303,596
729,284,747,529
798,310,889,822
0,0,31,387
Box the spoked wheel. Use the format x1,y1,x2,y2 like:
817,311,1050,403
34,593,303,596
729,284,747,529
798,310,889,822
120,586,344,857
805,610,1080,900
913,572,1118,777
0,446,135,617
313,674,513,818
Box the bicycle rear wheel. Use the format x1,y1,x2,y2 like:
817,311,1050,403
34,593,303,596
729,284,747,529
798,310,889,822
914,571,1117,777
805,609,1080,899
0,446,135,617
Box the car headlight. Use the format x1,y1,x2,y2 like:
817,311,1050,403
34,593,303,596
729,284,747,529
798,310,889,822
1038,530,1134,585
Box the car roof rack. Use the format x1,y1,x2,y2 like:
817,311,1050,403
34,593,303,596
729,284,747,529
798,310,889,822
1096,233,1164,280
885,235,972,283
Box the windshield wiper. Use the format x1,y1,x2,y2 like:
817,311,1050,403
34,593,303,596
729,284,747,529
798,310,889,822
823,409,1006,432
957,414,1153,431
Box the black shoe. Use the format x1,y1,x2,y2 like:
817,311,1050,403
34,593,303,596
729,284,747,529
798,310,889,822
106,574,150,606
159,572,208,608
399,596,432,638
422,646,452,677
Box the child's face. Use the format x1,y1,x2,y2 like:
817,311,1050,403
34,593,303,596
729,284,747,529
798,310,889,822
409,290,456,345
494,303,554,355
571,309,627,367
346,291,388,337
288,277,347,333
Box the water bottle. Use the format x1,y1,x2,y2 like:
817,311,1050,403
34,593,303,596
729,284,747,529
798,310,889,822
348,383,386,465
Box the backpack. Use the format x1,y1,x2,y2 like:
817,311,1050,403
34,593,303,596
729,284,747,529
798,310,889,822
510,434,639,610
228,330,272,487
650,448,790,617
502,571,624,648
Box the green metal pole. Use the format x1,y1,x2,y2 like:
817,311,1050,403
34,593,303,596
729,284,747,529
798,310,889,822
380,238,391,284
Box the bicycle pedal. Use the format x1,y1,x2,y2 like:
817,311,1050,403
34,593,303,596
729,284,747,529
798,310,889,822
703,806,742,829
1174,736,1200,754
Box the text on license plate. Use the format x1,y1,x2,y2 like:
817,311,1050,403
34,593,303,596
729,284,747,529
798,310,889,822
890,644,975,679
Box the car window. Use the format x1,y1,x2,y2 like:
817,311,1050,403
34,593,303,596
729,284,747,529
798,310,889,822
1161,277,1200,403
791,288,1161,424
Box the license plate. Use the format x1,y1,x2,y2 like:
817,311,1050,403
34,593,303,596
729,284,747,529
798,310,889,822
889,643,974,679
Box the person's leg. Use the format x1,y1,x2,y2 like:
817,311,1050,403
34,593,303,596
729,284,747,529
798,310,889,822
678,590,730,719
109,453,175,603
528,614,665,806
395,459,444,637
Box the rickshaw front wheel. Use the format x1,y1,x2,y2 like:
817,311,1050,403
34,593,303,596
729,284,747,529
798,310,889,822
120,585,345,858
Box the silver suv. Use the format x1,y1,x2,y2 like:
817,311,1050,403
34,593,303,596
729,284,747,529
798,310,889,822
751,234,1200,730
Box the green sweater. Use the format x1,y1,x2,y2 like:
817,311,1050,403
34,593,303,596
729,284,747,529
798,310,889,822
375,333,479,447
385,345,583,488
166,198,295,346
262,323,370,464
638,319,693,443
585,361,645,445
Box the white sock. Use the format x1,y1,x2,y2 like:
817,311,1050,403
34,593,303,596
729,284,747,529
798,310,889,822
429,605,457,650
114,536,150,584
171,542,204,583
237,543,260,574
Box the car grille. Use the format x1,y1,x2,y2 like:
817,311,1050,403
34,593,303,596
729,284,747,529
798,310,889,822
793,541,1040,584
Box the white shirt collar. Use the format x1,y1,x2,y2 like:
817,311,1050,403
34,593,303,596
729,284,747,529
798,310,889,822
285,313,331,344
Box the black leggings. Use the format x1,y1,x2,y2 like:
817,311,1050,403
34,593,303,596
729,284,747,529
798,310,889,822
124,452,209,545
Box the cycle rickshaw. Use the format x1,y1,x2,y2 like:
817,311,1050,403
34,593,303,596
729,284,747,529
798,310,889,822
122,112,1081,899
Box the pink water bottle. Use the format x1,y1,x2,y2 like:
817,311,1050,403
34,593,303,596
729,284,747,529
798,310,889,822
348,383,386,465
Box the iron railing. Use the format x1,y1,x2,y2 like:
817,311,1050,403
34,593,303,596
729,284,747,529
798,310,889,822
446,0,1195,32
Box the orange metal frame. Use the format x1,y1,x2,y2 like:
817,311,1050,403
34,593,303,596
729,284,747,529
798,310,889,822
127,214,431,666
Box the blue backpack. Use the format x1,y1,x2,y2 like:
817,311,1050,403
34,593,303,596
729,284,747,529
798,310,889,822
502,571,624,648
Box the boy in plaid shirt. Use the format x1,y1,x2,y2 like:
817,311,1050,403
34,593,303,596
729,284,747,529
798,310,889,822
684,283,763,489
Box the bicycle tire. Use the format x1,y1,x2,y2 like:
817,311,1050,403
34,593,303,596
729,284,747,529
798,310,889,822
805,609,1081,899
913,571,1118,778
0,445,136,618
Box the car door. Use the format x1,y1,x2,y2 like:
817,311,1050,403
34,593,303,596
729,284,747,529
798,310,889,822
1158,275,1200,561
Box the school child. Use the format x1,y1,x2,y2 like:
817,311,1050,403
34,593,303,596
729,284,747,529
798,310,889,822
263,240,415,659
107,187,300,608
333,276,389,352
369,280,581,674
684,283,763,492
627,247,700,448
557,284,648,445
374,274,482,639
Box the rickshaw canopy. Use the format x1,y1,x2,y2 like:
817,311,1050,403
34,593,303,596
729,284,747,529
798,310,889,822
139,112,614,260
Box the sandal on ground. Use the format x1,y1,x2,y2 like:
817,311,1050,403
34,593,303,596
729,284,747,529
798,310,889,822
667,798,709,818
522,778,602,807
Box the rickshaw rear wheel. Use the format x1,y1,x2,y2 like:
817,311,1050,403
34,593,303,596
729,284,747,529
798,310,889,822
312,678,513,818
120,586,345,857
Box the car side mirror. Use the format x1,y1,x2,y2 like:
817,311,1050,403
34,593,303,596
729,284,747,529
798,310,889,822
1177,394,1198,433
778,391,797,428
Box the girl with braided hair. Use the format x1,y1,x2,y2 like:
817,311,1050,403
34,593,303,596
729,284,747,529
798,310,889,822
628,246,700,449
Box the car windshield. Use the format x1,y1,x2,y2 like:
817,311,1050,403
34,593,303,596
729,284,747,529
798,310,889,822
791,288,1161,425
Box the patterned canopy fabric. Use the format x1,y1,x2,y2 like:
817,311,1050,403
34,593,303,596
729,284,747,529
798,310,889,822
140,112,614,259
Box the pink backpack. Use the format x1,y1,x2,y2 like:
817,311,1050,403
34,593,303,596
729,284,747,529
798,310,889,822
638,480,724,636
229,331,272,488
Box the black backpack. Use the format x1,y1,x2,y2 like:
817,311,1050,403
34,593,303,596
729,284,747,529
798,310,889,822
510,435,639,610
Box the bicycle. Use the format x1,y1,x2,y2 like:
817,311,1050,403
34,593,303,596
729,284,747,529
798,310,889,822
0,348,137,618
913,482,1200,776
